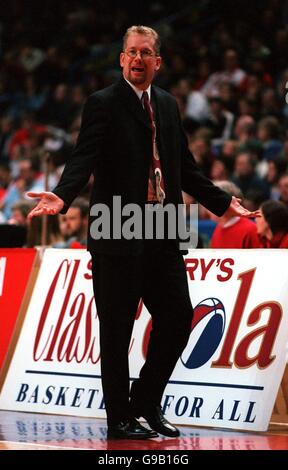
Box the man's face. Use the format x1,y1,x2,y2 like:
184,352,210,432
65,207,82,237
235,154,253,177
19,161,34,186
10,209,26,226
120,33,161,90
256,209,270,237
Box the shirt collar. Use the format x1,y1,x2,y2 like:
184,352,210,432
124,76,151,101
222,216,240,228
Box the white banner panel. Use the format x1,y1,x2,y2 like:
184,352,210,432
1,248,288,431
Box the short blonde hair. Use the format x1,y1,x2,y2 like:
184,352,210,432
123,25,161,55
213,180,243,199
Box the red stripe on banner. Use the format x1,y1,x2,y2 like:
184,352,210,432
0,249,37,372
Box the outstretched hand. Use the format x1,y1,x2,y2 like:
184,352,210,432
27,192,64,219
225,196,261,219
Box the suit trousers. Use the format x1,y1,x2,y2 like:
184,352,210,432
91,240,193,425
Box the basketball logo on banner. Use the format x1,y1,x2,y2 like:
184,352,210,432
181,298,226,369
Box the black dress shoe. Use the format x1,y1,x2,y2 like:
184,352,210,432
107,417,158,440
133,405,180,438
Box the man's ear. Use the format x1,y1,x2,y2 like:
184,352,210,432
120,52,125,68
155,56,162,71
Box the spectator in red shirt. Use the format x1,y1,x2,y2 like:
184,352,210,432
210,180,260,248
256,200,288,248
8,113,47,160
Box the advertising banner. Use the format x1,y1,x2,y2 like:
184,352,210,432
0,248,37,372
1,248,288,431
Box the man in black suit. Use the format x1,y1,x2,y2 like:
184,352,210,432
28,26,258,440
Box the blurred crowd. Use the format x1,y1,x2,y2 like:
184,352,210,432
1,0,288,248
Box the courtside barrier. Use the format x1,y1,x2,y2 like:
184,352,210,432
0,248,38,373
0,248,288,432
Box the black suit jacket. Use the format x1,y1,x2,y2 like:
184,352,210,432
53,77,231,254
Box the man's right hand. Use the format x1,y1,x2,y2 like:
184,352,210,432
27,192,65,219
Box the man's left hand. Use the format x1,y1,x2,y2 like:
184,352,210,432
225,196,261,218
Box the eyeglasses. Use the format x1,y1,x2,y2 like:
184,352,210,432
124,49,157,59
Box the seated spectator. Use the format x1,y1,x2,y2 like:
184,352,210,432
265,157,287,200
210,157,232,182
1,157,44,219
238,97,259,119
38,83,78,130
59,197,89,248
209,181,260,248
233,116,263,163
8,112,47,161
257,116,283,159
278,173,288,207
183,76,210,123
188,133,215,177
221,139,239,160
8,200,33,226
261,88,282,119
204,96,234,148
243,188,267,213
26,214,64,247
232,151,270,199
201,49,246,97
218,82,237,114
256,200,288,248
240,73,263,103
192,59,211,91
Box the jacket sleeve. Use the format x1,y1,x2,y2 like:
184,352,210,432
178,109,231,217
53,94,110,212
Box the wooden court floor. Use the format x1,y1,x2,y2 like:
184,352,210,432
0,410,288,451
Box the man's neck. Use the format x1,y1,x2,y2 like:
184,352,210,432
124,76,151,100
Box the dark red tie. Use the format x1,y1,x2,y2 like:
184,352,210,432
142,91,165,204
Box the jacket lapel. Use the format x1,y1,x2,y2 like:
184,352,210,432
151,86,163,131
151,86,169,184
115,77,151,129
